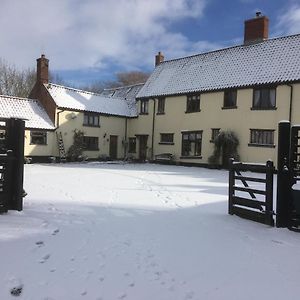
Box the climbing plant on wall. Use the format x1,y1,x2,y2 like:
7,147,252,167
208,130,240,166
67,130,85,161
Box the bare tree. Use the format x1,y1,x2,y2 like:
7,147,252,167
0,58,36,98
82,71,150,93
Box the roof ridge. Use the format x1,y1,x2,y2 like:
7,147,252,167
46,82,103,97
160,33,300,65
0,94,38,102
103,82,145,91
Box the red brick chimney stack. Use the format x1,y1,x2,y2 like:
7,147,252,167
37,54,49,84
244,12,269,45
155,51,164,66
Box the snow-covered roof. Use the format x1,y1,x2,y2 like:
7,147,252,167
45,83,136,117
101,83,144,115
137,34,300,98
0,95,55,130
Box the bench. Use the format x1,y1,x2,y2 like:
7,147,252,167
155,153,175,162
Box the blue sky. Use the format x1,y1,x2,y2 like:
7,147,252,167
1,0,300,87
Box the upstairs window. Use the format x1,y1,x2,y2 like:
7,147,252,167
157,97,165,114
83,136,99,151
223,89,237,108
140,100,149,114
181,131,202,157
30,131,47,145
186,94,200,113
128,137,136,153
252,87,276,110
160,133,174,144
83,113,100,127
249,129,275,147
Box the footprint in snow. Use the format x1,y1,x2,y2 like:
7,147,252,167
39,254,51,264
10,284,23,297
52,229,60,236
118,293,127,299
35,241,45,247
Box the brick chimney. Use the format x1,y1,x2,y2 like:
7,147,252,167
36,54,49,84
244,12,269,45
155,51,164,66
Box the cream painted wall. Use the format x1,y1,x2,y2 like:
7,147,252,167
24,130,55,157
127,100,154,160
55,110,127,159
129,84,299,166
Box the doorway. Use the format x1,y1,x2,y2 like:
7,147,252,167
109,135,118,160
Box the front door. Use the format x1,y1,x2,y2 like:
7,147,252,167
109,135,118,160
138,135,148,161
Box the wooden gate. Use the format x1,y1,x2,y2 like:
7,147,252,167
0,118,25,213
228,158,275,226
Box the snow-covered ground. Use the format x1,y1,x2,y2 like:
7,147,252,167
0,162,299,300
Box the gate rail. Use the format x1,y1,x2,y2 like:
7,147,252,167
229,158,275,226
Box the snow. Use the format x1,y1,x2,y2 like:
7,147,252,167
137,34,300,98
1,162,300,300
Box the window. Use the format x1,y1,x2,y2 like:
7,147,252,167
211,128,220,142
186,94,200,113
140,100,149,114
157,98,165,114
83,136,99,150
252,87,276,109
223,89,237,108
83,113,100,127
128,137,136,153
249,129,275,147
30,131,47,145
160,133,174,144
181,131,202,157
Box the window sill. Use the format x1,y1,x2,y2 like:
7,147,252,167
222,106,237,110
30,143,47,146
128,151,136,154
185,110,201,114
159,142,174,145
139,113,149,115
250,107,277,111
84,148,100,151
180,156,202,159
156,112,165,115
83,124,100,128
248,143,276,148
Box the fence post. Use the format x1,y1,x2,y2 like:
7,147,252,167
228,158,234,215
265,160,274,226
276,121,291,227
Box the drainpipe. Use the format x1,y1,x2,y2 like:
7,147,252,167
151,98,156,160
287,84,294,123
56,109,65,129
124,117,128,158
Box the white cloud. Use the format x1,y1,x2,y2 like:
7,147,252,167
276,4,300,35
0,0,222,74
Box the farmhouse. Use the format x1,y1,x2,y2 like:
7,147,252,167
1,13,300,167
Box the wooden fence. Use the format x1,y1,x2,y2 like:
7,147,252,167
228,158,275,226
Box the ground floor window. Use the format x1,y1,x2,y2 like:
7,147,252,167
30,131,47,145
83,136,99,151
181,131,202,157
128,137,136,153
249,129,275,147
0,130,5,149
160,133,174,144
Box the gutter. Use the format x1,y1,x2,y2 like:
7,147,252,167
56,109,65,129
